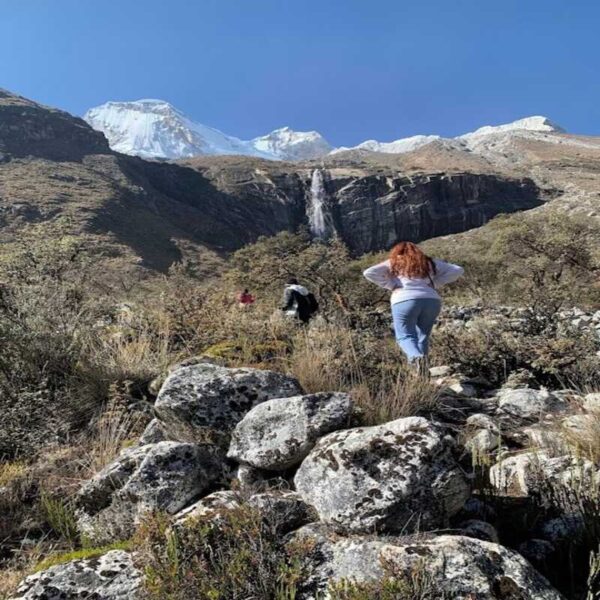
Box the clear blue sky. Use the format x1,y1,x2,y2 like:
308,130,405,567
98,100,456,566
2,0,599,145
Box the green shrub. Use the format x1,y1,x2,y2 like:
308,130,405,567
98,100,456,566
137,506,310,600
329,559,447,599
39,492,79,546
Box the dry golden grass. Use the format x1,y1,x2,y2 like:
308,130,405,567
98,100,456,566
561,409,600,465
351,368,441,426
79,402,142,480
287,323,440,424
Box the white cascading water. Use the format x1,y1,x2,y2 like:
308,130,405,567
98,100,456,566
308,168,328,239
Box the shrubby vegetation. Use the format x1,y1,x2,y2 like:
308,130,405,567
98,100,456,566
0,209,599,597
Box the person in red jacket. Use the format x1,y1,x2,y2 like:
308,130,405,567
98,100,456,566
238,289,255,308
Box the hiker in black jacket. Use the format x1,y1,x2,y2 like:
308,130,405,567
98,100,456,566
281,277,319,324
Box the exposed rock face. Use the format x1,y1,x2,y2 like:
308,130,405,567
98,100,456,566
324,171,542,255
291,525,564,600
0,89,110,161
154,363,302,441
184,159,544,256
228,392,353,470
294,417,470,533
10,550,141,600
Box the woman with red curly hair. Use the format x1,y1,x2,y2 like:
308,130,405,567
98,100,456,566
363,242,463,369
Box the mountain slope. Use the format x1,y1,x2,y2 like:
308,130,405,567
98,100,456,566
0,89,549,279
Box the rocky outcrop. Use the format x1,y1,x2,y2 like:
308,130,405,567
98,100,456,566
228,392,353,470
291,525,564,599
294,416,470,533
10,550,141,600
0,89,110,161
154,363,302,442
184,159,544,255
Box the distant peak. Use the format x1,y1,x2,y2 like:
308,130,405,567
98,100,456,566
461,115,566,138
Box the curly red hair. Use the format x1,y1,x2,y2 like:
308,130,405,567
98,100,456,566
389,241,436,279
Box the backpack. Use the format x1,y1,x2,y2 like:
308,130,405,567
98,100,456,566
306,292,319,314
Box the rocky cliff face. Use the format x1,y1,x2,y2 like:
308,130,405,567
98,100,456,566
183,158,543,255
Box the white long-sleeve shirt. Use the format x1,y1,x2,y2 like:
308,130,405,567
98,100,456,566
363,258,464,304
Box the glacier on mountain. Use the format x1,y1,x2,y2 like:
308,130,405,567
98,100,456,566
84,99,569,161
84,100,331,161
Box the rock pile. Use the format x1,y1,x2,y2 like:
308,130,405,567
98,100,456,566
13,361,592,599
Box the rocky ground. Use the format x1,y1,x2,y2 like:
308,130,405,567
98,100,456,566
9,336,600,599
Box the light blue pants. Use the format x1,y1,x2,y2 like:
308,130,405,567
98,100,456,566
391,298,442,361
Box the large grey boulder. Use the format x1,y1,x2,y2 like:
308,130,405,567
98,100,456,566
496,388,567,422
154,364,302,441
10,550,141,600
228,392,352,470
77,441,223,543
294,417,470,533
291,525,564,600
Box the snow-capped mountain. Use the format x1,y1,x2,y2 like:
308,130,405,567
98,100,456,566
459,116,565,139
331,134,441,155
251,127,332,160
333,116,567,156
84,100,331,161
85,100,569,162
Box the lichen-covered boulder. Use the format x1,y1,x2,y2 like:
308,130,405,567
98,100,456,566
489,451,597,497
228,392,352,470
77,441,224,543
118,441,222,513
154,364,302,441
291,525,564,600
77,445,153,513
10,550,141,600
496,388,567,422
294,417,470,533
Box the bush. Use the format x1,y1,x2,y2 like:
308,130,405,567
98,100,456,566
423,211,600,309
137,506,310,600
329,560,447,600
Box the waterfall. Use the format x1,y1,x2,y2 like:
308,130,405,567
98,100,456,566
308,168,328,239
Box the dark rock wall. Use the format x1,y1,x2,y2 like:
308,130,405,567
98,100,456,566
187,164,544,255
324,172,542,253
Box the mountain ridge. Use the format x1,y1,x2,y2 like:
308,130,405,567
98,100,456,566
84,98,572,161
